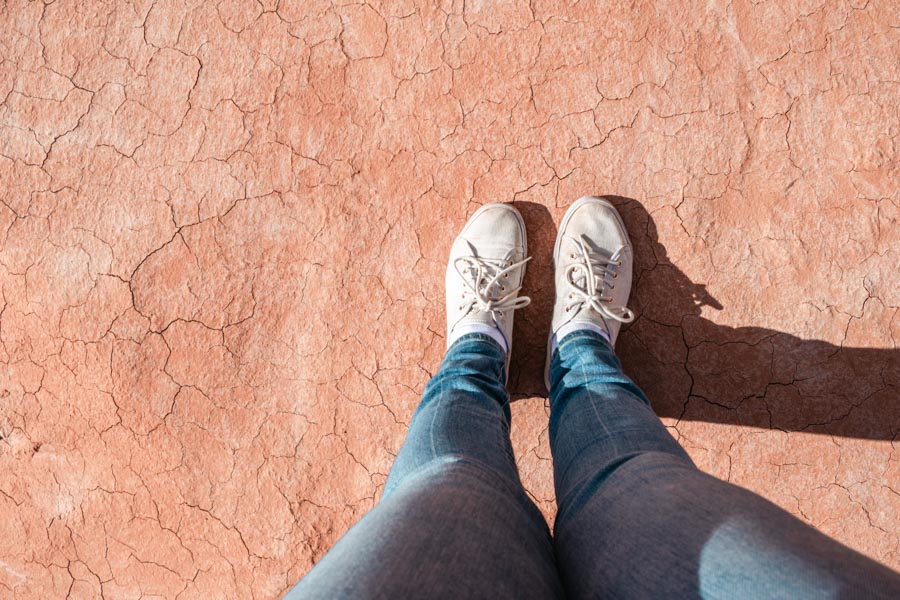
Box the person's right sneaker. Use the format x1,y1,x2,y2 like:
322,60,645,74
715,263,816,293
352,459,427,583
545,196,636,389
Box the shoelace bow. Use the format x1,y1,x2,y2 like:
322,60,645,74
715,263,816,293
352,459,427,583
454,243,531,322
565,234,635,323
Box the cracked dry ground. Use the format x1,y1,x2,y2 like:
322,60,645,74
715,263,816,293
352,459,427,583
0,0,898,598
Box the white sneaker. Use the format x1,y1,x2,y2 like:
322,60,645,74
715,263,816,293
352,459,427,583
446,203,531,374
545,196,636,389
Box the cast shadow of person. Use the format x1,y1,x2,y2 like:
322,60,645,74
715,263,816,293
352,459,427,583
510,198,898,441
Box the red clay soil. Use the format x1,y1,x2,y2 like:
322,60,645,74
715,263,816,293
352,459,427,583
0,1,897,598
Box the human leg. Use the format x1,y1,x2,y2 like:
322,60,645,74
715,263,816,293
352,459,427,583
546,197,900,599
549,330,900,599
285,204,563,599
287,334,563,599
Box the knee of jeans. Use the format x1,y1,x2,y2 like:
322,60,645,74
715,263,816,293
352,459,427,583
384,453,520,499
556,450,694,519
698,515,843,598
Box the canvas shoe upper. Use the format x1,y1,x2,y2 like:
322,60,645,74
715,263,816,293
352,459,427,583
446,203,531,371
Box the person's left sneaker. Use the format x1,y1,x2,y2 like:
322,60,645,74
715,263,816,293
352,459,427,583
446,203,531,375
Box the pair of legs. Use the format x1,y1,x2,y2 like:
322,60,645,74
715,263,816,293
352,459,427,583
286,200,900,598
288,330,899,598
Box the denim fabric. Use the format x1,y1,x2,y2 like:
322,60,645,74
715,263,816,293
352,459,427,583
547,330,900,599
285,331,900,599
285,334,564,599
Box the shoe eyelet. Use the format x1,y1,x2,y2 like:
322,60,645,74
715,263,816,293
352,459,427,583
504,273,509,278
501,286,505,291
613,273,618,279
617,261,622,266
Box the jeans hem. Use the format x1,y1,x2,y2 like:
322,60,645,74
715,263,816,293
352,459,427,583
551,328,612,370
449,331,507,355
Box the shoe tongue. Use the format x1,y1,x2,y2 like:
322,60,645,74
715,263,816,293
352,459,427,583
573,270,589,287
465,263,503,298
570,308,611,335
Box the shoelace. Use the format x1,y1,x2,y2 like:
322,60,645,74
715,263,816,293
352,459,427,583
454,243,531,322
564,234,635,323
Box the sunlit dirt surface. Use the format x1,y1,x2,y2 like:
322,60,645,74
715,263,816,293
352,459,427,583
1,1,897,597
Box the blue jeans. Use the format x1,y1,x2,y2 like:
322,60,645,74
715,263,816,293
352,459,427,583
286,331,900,599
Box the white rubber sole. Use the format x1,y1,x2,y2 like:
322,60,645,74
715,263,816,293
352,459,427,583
544,196,632,391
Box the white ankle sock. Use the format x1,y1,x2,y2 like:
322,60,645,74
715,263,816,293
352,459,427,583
447,324,508,353
550,321,610,356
